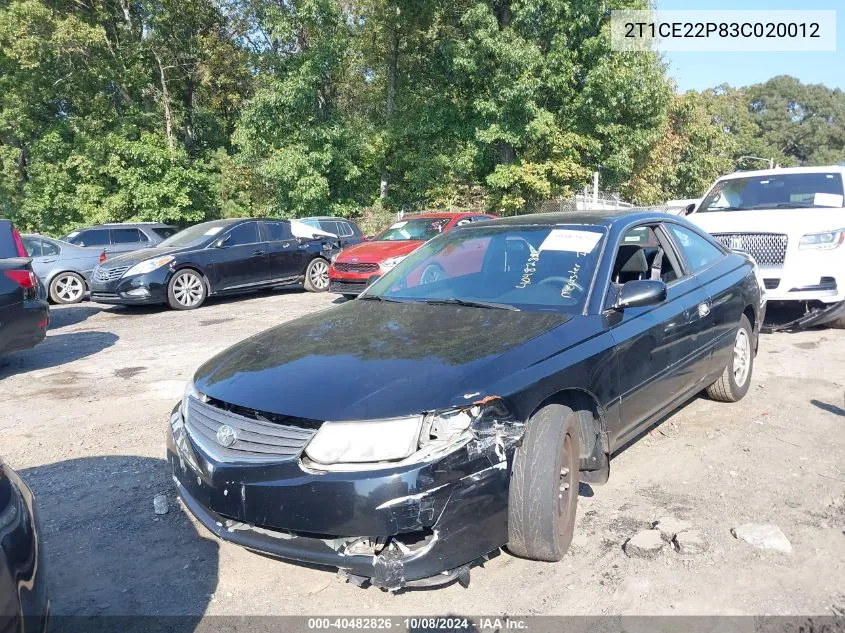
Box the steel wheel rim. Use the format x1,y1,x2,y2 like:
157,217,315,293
420,265,443,284
557,432,576,532
56,275,84,302
310,260,329,290
173,273,203,306
733,328,751,387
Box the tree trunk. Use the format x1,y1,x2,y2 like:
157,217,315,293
154,51,175,151
495,0,515,165
380,12,400,200
183,74,195,151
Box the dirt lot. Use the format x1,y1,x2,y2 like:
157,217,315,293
1,288,843,617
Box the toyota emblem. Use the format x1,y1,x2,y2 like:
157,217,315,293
216,425,237,448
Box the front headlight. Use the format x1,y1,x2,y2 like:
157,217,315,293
380,255,406,271
305,416,424,464
798,229,845,250
180,380,200,418
124,255,175,277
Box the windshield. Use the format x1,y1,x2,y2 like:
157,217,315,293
699,172,845,212
363,224,606,313
377,217,452,241
158,220,232,248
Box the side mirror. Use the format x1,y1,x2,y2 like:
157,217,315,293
214,235,230,248
614,280,667,310
684,203,696,216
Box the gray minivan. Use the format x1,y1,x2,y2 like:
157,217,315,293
61,222,178,255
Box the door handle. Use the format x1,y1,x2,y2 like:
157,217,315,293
41,258,57,263
252,250,266,257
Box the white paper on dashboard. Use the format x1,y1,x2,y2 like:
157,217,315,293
539,229,603,253
814,192,844,207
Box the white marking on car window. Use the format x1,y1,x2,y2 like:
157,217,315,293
539,229,602,253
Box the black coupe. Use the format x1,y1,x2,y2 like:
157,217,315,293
90,218,339,309
167,211,764,589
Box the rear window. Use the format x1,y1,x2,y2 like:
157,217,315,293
0,221,25,257
111,228,145,243
699,172,845,212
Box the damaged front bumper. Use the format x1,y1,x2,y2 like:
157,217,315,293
762,299,845,332
166,405,517,590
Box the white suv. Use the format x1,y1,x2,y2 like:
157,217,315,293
687,166,845,329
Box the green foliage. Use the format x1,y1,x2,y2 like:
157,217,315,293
1,0,842,233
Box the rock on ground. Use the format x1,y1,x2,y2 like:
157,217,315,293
731,523,792,553
653,516,693,542
674,530,708,555
624,529,665,558
153,494,169,515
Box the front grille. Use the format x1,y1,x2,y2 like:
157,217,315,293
763,278,780,290
93,265,130,282
712,233,788,267
330,279,367,294
184,396,318,463
334,262,379,273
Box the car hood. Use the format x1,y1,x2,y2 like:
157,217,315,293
690,208,845,237
335,240,423,263
100,246,189,268
194,301,572,421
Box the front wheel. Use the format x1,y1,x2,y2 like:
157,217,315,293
167,270,207,310
303,258,329,292
49,272,86,304
706,314,754,402
508,403,580,562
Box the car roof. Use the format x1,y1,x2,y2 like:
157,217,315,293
403,211,488,220
717,165,845,180
79,222,176,229
301,216,354,222
473,210,666,228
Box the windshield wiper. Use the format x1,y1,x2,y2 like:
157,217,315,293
357,294,407,303
417,297,520,311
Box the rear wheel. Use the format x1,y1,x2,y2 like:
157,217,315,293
49,272,86,304
303,258,329,292
167,270,207,310
706,314,754,402
508,403,580,561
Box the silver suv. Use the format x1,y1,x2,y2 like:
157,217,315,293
61,222,178,255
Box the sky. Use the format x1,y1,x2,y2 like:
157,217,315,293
658,0,844,92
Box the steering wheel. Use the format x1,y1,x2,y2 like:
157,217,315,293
538,276,585,293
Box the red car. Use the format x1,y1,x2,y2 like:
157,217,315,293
329,212,496,297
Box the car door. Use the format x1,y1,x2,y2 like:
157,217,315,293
211,221,269,290
21,237,51,280
262,221,304,280
322,220,353,248
109,227,148,254
606,224,712,446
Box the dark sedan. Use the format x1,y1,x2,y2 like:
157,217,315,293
166,211,763,589
89,218,339,310
0,220,49,355
0,459,49,633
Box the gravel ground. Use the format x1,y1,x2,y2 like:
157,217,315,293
1,288,843,617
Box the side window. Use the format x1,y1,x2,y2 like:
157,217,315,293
76,229,111,247
611,225,681,288
454,217,472,227
472,215,492,223
338,222,354,237
319,221,340,236
667,224,724,273
265,221,293,241
41,239,61,256
111,228,144,243
225,222,260,246
22,237,41,257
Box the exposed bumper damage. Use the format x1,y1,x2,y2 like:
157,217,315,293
762,300,844,332
167,397,524,590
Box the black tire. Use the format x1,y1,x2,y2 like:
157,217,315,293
706,314,754,402
508,403,580,562
303,258,330,292
49,271,86,304
167,269,207,310
829,315,845,330
342,294,357,301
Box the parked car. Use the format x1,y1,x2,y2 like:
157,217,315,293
0,220,49,355
301,217,365,249
328,212,495,298
687,166,845,329
61,222,178,255
22,234,105,304
0,459,49,633
167,211,762,590
89,218,339,310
